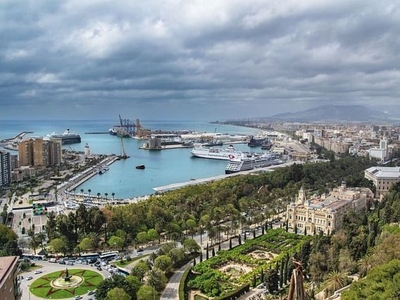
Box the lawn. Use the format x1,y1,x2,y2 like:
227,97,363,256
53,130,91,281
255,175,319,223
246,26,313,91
30,269,103,299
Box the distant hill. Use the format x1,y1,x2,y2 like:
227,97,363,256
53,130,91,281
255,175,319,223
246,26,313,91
257,105,394,123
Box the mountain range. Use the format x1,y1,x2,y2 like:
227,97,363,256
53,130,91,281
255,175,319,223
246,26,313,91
254,105,398,123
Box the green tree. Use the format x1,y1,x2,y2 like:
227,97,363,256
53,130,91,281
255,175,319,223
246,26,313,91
147,268,168,291
147,229,159,244
79,237,93,252
137,285,157,300
130,260,149,281
0,224,19,256
136,231,148,245
106,287,130,300
108,236,124,250
323,271,349,298
49,238,67,255
182,238,200,253
154,255,172,273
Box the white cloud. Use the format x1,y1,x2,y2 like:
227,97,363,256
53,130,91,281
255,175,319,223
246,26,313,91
0,0,399,120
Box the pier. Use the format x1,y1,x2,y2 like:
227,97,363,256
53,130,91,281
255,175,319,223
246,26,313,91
85,131,109,134
0,131,33,142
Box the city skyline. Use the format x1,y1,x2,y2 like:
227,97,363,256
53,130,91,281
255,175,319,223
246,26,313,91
1,0,400,121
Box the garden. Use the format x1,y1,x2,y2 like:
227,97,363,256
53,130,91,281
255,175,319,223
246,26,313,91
29,269,103,299
187,229,310,298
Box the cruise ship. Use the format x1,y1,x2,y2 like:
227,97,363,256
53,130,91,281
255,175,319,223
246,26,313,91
225,152,282,174
48,129,81,145
191,145,242,160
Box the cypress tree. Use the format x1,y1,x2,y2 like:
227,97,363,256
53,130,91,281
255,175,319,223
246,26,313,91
218,243,221,252
253,229,256,239
279,260,284,288
212,247,215,257
238,234,242,245
200,252,203,262
229,238,232,249
193,258,196,266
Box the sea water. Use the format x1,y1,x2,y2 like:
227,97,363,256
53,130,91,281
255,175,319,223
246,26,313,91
0,120,262,199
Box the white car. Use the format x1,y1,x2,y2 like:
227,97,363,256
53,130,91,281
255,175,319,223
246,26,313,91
34,270,43,274
26,276,33,281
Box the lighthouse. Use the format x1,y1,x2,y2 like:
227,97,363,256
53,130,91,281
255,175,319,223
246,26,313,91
84,143,90,158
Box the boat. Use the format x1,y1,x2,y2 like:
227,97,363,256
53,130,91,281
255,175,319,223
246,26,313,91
247,135,267,147
98,167,109,174
136,164,145,169
203,140,223,147
225,152,282,174
109,126,130,138
261,139,273,150
191,145,242,160
48,129,81,145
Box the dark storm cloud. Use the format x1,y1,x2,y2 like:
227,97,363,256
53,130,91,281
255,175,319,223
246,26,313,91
0,0,399,120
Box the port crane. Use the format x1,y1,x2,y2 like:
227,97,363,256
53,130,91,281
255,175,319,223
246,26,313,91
118,114,136,137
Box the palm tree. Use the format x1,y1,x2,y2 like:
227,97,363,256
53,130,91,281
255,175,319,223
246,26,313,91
80,188,84,195
104,193,108,202
97,192,101,201
323,271,349,298
111,192,115,201
88,189,91,198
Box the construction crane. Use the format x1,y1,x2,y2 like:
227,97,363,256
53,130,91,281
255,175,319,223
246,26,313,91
119,137,129,159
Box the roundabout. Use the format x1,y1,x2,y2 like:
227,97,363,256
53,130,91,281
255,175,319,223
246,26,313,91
29,269,103,299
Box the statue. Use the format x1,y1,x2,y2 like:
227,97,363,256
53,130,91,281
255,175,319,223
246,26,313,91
64,268,71,282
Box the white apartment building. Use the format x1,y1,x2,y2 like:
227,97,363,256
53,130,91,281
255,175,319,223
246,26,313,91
365,166,400,198
286,182,373,235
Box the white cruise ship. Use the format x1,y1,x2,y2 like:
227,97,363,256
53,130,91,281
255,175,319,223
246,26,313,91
225,152,282,174
191,145,242,160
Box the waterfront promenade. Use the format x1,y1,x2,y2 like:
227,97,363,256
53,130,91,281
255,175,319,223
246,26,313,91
153,161,300,193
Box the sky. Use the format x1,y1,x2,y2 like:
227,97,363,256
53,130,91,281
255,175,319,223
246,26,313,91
1,0,400,121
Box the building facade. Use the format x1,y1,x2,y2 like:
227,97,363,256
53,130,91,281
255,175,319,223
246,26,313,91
0,150,12,187
286,182,373,235
365,166,400,198
18,138,62,168
0,256,21,300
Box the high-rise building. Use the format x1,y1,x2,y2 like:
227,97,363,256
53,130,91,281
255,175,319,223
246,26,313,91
0,150,12,187
18,138,62,168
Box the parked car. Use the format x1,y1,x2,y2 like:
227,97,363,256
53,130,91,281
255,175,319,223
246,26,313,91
26,276,33,281
34,270,43,274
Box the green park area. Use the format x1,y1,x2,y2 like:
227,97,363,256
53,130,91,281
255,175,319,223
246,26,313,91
29,269,103,299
